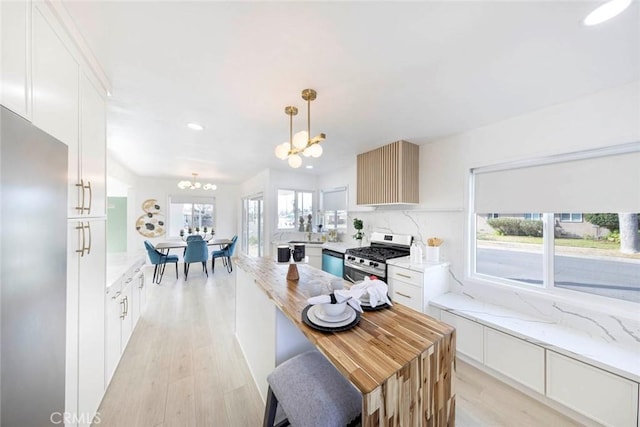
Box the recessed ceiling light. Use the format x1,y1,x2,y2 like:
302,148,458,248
306,165,313,169
187,123,204,131
583,0,632,26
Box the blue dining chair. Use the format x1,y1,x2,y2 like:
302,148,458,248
183,238,209,280
212,235,238,273
144,240,179,284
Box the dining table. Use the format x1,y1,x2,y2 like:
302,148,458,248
155,237,233,254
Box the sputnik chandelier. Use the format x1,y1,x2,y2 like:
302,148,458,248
274,88,326,168
177,173,217,190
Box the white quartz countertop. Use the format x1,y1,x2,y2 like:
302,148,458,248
387,256,450,272
431,292,640,383
106,251,146,287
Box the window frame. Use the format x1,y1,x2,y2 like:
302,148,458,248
467,145,640,312
320,186,348,230
167,195,216,237
276,188,315,231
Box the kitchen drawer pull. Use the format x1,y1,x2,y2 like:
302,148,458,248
111,290,121,300
396,273,412,279
75,179,85,213
124,296,128,317
396,292,412,299
125,278,133,283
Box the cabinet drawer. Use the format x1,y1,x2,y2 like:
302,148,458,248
388,265,423,287
441,311,484,363
484,328,545,394
546,351,638,427
391,280,422,312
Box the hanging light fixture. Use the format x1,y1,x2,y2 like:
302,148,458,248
274,88,325,168
177,173,217,190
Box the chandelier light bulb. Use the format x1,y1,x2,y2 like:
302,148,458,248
310,143,323,158
288,154,302,168
275,143,290,160
302,146,313,157
292,130,309,149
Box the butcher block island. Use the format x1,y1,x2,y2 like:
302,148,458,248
235,253,456,426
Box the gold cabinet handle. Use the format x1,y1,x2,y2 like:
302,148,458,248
396,292,412,299
84,181,92,214
139,276,144,289
75,222,85,257
124,296,129,317
119,298,126,319
84,223,92,255
75,179,85,213
111,290,121,300
397,273,412,279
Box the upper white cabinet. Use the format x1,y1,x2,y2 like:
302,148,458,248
32,5,79,148
76,74,106,218
0,0,30,118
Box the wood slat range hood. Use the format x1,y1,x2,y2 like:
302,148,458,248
357,140,419,205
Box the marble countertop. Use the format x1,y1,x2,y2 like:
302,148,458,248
431,292,640,383
387,256,450,273
106,251,146,288
272,241,358,254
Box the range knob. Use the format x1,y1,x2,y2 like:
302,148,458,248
369,261,378,268
359,259,365,263
347,256,355,261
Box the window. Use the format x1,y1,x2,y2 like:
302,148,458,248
168,196,215,236
524,213,542,220
277,189,314,230
321,187,347,229
558,213,583,222
471,143,640,304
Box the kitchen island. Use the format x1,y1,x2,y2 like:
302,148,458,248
235,253,455,426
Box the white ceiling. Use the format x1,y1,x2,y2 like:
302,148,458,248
63,1,639,184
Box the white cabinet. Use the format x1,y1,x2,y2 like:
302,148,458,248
306,245,322,270
236,266,276,401
66,219,106,427
32,5,79,148
441,311,484,363
484,328,545,394
388,264,449,314
0,0,30,117
105,263,143,384
75,73,106,218
547,351,639,427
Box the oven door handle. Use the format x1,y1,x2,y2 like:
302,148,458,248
344,272,358,283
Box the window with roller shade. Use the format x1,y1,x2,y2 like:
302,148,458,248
168,195,215,236
471,142,640,303
321,187,348,229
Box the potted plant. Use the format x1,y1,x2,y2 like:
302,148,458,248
353,218,364,244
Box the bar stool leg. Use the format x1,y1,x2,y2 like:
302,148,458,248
263,386,291,427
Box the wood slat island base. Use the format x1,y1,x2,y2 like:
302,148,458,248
235,254,456,426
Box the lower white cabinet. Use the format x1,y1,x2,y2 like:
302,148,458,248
105,261,145,385
388,264,449,314
484,328,545,394
66,219,105,427
306,245,322,270
441,311,484,363
546,351,638,427
236,266,276,401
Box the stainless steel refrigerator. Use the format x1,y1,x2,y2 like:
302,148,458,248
1,105,68,426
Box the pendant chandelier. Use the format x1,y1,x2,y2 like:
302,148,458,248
274,88,326,168
177,173,217,190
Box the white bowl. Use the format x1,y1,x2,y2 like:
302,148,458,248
321,302,347,317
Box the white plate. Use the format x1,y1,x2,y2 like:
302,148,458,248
315,305,353,323
307,305,356,328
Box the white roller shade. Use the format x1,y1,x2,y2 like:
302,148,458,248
169,195,215,204
473,144,640,213
321,188,347,211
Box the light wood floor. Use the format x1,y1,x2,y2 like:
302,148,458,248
97,268,579,426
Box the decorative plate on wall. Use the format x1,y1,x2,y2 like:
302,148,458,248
136,199,166,237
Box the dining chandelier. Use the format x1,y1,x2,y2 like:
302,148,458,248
274,88,326,168
177,173,217,190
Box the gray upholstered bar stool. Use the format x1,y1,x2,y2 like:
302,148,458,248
263,351,362,427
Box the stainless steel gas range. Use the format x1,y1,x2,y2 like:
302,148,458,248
343,232,413,283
